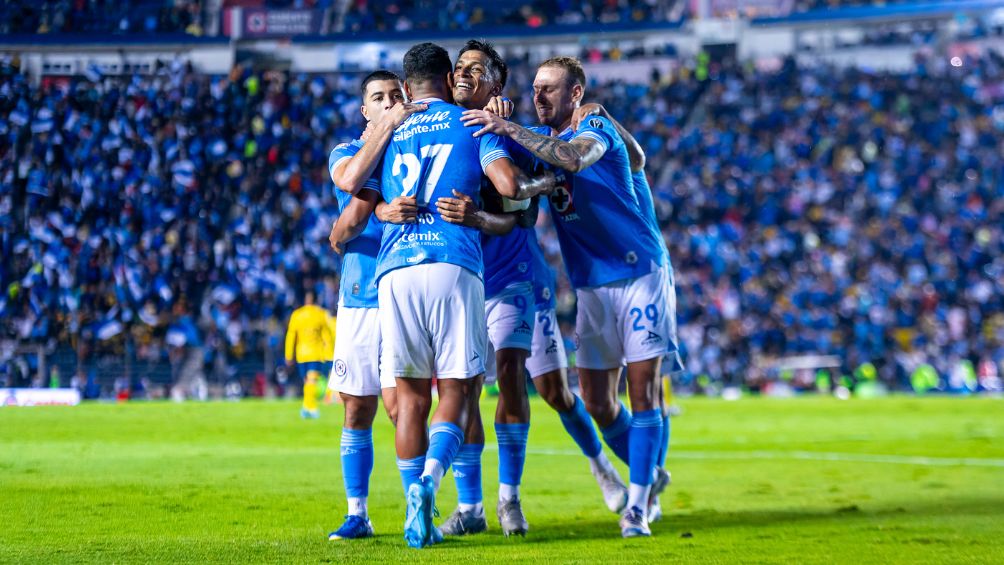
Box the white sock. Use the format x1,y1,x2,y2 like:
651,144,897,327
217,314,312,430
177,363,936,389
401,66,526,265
627,483,651,512
588,452,616,475
421,458,445,492
347,497,367,518
499,483,520,501
458,502,484,514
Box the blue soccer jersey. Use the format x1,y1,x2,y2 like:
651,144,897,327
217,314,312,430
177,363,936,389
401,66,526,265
373,98,511,281
632,170,669,263
481,136,539,299
328,140,382,309
546,116,665,288
527,231,557,311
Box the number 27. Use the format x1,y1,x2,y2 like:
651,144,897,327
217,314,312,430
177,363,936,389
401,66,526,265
391,144,453,206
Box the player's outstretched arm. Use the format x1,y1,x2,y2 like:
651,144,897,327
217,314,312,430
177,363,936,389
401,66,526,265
435,190,517,236
331,102,427,194
328,190,380,255
483,157,556,200
461,109,605,174
572,103,645,173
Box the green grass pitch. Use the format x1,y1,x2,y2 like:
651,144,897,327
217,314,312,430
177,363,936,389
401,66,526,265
2,396,1003,564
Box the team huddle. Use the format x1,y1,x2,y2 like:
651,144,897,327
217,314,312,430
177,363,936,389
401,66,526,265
324,41,681,548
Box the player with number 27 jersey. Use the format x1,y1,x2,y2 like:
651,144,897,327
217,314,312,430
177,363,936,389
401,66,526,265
373,99,511,282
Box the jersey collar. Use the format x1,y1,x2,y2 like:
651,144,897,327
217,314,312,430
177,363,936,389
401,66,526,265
412,97,443,103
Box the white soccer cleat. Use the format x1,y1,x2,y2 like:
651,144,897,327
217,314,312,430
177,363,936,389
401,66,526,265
592,463,629,513
496,496,529,537
647,467,671,523
619,506,651,538
439,506,488,536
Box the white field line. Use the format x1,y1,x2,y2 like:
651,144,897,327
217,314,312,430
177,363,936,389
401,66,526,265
487,445,1004,468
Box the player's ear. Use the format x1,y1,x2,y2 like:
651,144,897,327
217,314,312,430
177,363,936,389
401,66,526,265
359,104,368,120
571,83,584,105
446,71,455,90
403,80,414,100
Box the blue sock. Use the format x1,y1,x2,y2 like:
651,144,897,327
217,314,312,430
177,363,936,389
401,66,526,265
452,443,484,505
558,395,602,458
629,409,663,486
495,422,530,488
340,428,374,498
426,422,464,472
600,401,632,466
396,455,425,493
656,414,670,468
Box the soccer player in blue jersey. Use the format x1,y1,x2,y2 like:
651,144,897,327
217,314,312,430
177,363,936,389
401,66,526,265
366,43,554,549
462,56,679,538
323,70,427,541
571,102,684,524
433,40,627,538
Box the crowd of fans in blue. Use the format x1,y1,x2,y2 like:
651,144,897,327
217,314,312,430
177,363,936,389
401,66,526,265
0,0,951,37
1,46,1002,393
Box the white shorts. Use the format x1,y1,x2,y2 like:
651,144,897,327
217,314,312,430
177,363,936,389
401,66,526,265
575,266,677,370
328,306,392,396
662,265,685,375
526,307,568,378
483,282,535,384
378,263,486,380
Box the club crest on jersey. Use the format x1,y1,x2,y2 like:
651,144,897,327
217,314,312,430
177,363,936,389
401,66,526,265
549,177,579,221
334,359,348,376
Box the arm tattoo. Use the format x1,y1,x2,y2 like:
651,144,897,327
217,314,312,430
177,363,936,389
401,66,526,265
509,124,583,172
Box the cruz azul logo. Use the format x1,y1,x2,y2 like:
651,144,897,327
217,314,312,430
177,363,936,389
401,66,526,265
548,172,579,221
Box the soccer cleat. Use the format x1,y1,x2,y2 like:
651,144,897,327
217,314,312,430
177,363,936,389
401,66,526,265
328,515,374,540
300,408,320,419
647,467,671,523
648,499,663,524
439,506,488,536
496,496,529,537
620,506,652,538
592,463,629,513
404,476,440,548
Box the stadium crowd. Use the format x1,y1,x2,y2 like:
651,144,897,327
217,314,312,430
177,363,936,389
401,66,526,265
1,47,1002,393
0,0,204,35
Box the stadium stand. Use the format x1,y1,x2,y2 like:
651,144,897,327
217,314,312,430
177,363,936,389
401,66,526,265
0,0,205,35
1,44,1002,395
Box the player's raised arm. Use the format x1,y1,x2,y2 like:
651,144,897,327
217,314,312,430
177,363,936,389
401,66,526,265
462,110,605,175
331,101,427,194
572,103,645,173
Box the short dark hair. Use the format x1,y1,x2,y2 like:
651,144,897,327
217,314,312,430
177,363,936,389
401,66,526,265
457,39,508,88
402,42,452,85
539,56,586,88
360,70,402,96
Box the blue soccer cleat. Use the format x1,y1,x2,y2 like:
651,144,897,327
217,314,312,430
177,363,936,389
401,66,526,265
328,515,374,540
404,476,440,548
300,408,320,419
